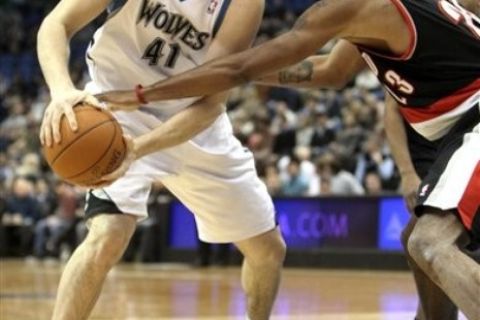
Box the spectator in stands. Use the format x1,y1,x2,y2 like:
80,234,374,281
3,176,40,255
0,181,7,256
34,177,57,219
271,101,298,155
310,106,336,152
364,171,383,195
33,182,78,259
316,153,365,196
293,146,320,196
0,0,404,264
280,156,309,196
354,132,396,190
195,240,231,267
263,162,282,196
247,114,274,163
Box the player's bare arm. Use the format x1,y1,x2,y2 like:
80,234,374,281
384,94,421,213
38,0,110,146
256,40,366,89
100,0,265,183
98,0,410,105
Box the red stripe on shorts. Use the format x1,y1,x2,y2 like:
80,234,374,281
458,161,480,230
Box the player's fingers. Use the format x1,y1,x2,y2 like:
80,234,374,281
39,115,47,146
123,134,134,151
42,111,54,147
407,193,417,214
39,123,46,146
63,105,78,132
107,103,138,112
84,95,103,109
87,180,112,189
99,174,118,184
101,163,128,182
106,103,124,112
51,109,64,144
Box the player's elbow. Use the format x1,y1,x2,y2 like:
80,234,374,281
37,16,53,40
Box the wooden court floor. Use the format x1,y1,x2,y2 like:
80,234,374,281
0,259,467,320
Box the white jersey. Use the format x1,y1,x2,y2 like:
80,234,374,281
85,0,233,151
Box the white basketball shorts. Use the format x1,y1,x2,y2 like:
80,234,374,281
84,107,276,243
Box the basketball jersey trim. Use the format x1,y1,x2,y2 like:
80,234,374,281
359,0,417,61
400,78,480,123
213,0,232,38
108,0,128,15
390,0,417,60
458,162,480,230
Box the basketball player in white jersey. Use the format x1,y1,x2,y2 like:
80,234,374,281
38,1,286,319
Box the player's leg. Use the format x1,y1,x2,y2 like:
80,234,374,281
52,213,136,320
408,210,480,320
404,121,460,320
235,227,286,320
162,137,283,320
401,219,458,320
407,106,480,319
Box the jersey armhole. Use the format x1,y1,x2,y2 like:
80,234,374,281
387,0,418,60
212,0,232,38
357,0,418,61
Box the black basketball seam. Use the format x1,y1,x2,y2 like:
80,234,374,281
64,121,119,180
50,118,113,165
48,105,114,163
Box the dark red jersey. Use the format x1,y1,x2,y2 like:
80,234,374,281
358,0,480,140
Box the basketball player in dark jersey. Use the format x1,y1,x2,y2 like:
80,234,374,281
254,1,479,319
61,0,479,318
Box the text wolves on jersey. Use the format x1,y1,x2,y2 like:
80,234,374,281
137,0,210,51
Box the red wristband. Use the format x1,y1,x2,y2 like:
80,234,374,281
135,84,148,104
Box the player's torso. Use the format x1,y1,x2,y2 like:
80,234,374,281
358,0,480,140
86,0,229,117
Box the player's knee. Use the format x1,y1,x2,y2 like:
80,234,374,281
245,236,286,269
407,230,440,271
84,217,135,268
400,219,416,254
269,237,287,266
401,226,412,252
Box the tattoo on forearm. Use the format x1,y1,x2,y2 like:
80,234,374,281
278,61,314,84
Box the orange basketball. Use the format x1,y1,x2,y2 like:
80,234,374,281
42,103,126,187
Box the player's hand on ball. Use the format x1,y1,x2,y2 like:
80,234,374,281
96,90,140,112
40,89,101,147
93,135,137,188
400,171,421,214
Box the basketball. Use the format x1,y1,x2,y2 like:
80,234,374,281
42,103,126,187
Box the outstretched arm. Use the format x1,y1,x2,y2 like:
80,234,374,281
98,0,370,104
133,0,265,158
255,40,366,89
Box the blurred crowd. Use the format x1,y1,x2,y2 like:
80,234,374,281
0,0,399,259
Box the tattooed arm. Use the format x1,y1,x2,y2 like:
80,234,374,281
255,40,366,89
97,0,375,104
